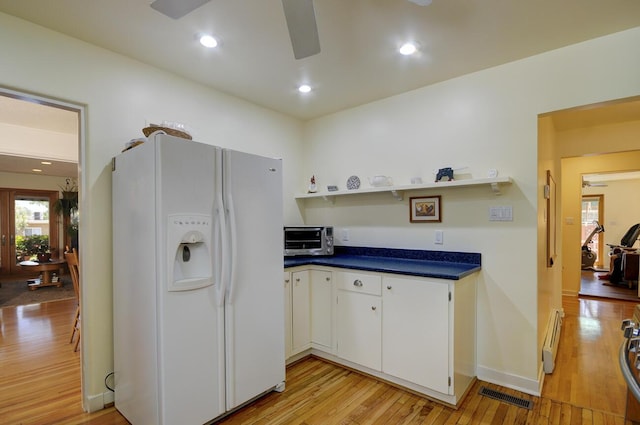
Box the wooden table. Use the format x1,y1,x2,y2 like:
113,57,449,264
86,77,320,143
19,259,67,290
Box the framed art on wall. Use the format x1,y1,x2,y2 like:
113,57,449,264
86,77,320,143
409,195,441,223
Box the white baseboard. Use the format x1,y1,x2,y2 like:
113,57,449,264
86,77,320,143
85,390,115,413
476,365,541,396
104,390,115,405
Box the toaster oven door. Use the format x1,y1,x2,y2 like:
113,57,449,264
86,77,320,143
284,228,324,254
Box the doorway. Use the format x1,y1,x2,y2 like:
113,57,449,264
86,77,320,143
576,170,640,301
581,194,604,270
0,87,84,406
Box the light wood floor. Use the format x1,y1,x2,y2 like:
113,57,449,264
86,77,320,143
580,270,638,302
0,296,635,424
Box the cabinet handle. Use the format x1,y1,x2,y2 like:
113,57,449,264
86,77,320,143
326,277,331,282
353,279,363,287
295,278,300,282
371,306,377,311
285,279,290,283
386,285,392,290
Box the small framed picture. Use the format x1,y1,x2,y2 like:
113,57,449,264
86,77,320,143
409,196,441,223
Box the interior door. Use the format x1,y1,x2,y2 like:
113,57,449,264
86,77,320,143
0,190,8,275
0,189,60,276
582,195,604,269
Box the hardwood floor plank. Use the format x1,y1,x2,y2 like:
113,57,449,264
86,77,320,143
537,397,552,424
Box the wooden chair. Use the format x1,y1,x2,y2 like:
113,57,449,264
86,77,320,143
65,248,81,352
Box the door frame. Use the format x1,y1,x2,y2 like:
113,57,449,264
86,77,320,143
0,86,86,409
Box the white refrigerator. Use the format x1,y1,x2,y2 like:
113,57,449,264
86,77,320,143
112,133,285,425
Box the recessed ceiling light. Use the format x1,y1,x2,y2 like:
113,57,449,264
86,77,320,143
399,42,418,56
298,84,312,94
32,168,42,172
41,161,52,165
199,35,218,48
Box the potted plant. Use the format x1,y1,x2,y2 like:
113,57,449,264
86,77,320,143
53,178,79,250
15,236,31,261
36,240,51,262
15,234,50,262
53,179,78,218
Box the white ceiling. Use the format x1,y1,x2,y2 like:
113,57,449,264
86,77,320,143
584,171,640,183
1,0,639,120
1,1,640,177
0,154,78,178
0,95,78,177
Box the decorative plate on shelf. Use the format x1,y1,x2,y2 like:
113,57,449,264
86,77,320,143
346,175,361,190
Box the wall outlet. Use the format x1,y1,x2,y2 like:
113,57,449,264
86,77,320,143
434,230,443,245
342,228,350,241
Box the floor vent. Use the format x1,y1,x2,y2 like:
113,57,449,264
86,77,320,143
478,386,533,410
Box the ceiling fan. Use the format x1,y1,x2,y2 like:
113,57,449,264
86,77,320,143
150,0,319,59
582,177,608,188
150,0,432,60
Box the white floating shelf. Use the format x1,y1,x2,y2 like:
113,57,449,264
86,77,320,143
295,176,513,202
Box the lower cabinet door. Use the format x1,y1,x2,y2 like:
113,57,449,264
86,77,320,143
284,271,292,359
382,276,450,394
311,270,333,350
291,270,311,354
336,290,382,371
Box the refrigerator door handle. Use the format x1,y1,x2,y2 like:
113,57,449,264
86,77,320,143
215,203,227,307
225,192,239,304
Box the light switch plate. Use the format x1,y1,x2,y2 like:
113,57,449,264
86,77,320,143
434,230,443,244
489,206,513,221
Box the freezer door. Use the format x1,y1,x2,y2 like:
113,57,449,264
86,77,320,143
156,136,225,424
223,149,285,410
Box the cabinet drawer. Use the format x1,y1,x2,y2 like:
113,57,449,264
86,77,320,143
337,271,381,296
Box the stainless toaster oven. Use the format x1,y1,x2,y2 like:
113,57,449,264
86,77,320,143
284,226,334,256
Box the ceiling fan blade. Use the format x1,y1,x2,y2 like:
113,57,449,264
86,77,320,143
282,0,321,60
150,0,211,19
583,179,608,187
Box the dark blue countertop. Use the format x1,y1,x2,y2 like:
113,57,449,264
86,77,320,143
284,246,481,280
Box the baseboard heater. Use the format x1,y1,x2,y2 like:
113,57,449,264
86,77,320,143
542,308,564,374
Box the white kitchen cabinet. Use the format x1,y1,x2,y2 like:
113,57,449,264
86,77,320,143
336,271,382,371
382,274,476,401
284,264,477,406
382,276,450,393
310,270,333,351
291,270,311,355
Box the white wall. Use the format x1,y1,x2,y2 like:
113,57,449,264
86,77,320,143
0,123,77,162
301,27,640,394
0,12,303,411
0,171,69,192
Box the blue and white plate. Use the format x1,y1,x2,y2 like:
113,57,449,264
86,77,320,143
346,175,361,190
